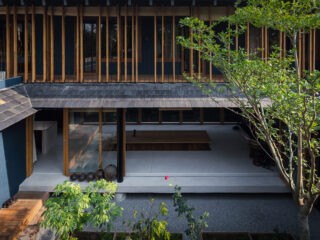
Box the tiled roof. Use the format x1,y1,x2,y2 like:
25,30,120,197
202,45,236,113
20,83,244,108
0,85,36,131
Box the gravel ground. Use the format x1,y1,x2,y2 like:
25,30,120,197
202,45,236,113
31,193,320,240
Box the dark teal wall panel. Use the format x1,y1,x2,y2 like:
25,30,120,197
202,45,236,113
2,120,26,196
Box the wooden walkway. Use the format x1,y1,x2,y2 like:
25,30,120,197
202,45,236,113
0,192,49,240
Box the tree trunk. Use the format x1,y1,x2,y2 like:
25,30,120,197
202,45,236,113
298,207,310,240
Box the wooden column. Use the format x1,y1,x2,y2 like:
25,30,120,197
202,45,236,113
98,109,102,168
76,7,79,81
172,15,176,82
98,8,101,82
26,116,34,177
154,16,157,82
161,15,164,82
50,7,54,82
117,108,126,182
24,8,29,82
63,108,69,176
135,13,138,82
235,24,239,51
61,6,66,82
246,22,249,57
43,8,47,82
13,6,18,76
106,8,109,82
80,6,84,82
117,6,121,82
124,7,128,82
31,5,36,82
131,9,135,82
312,29,316,71
6,6,10,78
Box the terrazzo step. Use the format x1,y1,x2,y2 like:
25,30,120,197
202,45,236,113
19,173,289,193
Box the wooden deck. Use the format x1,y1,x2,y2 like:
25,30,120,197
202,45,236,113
104,130,212,151
0,192,49,240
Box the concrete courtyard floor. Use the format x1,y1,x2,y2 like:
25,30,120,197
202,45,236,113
20,124,288,193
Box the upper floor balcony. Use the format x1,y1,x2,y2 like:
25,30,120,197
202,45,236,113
0,1,319,83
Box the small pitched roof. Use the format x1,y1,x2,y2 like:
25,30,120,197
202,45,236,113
0,85,37,131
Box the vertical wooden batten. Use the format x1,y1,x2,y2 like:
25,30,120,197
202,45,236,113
24,8,29,82
135,11,138,82
246,22,249,57
50,7,54,82
124,7,128,82
61,6,66,82
98,7,101,82
161,15,164,83
172,15,176,82
80,5,84,82
43,8,47,82
131,8,135,82
189,7,194,77
63,108,69,176
106,7,109,82
76,7,79,82
6,6,10,78
31,5,36,82
209,20,212,81
13,6,18,77
117,6,121,82
154,15,157,82
26,116,34,177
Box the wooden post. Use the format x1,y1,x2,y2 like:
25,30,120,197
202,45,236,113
312,29,316,71
62,6,66,82
172,15,176,82
31,5,36,82
265,27,268,59
246,22,249,57
161,15,164,83
135,12,138,82
6,6,10,78
124,7,127,82
235,24,239,51
98,8,101,82
80,5,84,82
261,27,264,59
154,15,157,82
26,116,34,177
13,6,18,76
117,6,121,82
106,7,109,82
43,8,47,82
50,7,54,82
24,8,29,82
132,8,135,82
76,7,79,82
117,108,126,182
63,108,69,176
190,8,194,77
98,109,102,168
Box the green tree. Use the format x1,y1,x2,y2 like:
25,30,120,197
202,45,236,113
177,1,320,239
41,180,123,240
125,198,171,240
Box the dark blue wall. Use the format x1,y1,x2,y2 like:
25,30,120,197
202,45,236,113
2,120,26,197
0,76,23,89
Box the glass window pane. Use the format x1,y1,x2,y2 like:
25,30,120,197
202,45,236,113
203,108,220,122
142,108,159,122
183,108,200,122
68,110,99,173
126,108,138,123
162,110,179,122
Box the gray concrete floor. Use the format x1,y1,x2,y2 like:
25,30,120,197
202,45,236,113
21,124,289,193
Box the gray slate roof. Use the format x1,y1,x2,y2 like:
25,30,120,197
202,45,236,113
0,85,36,131
19,83,242,109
